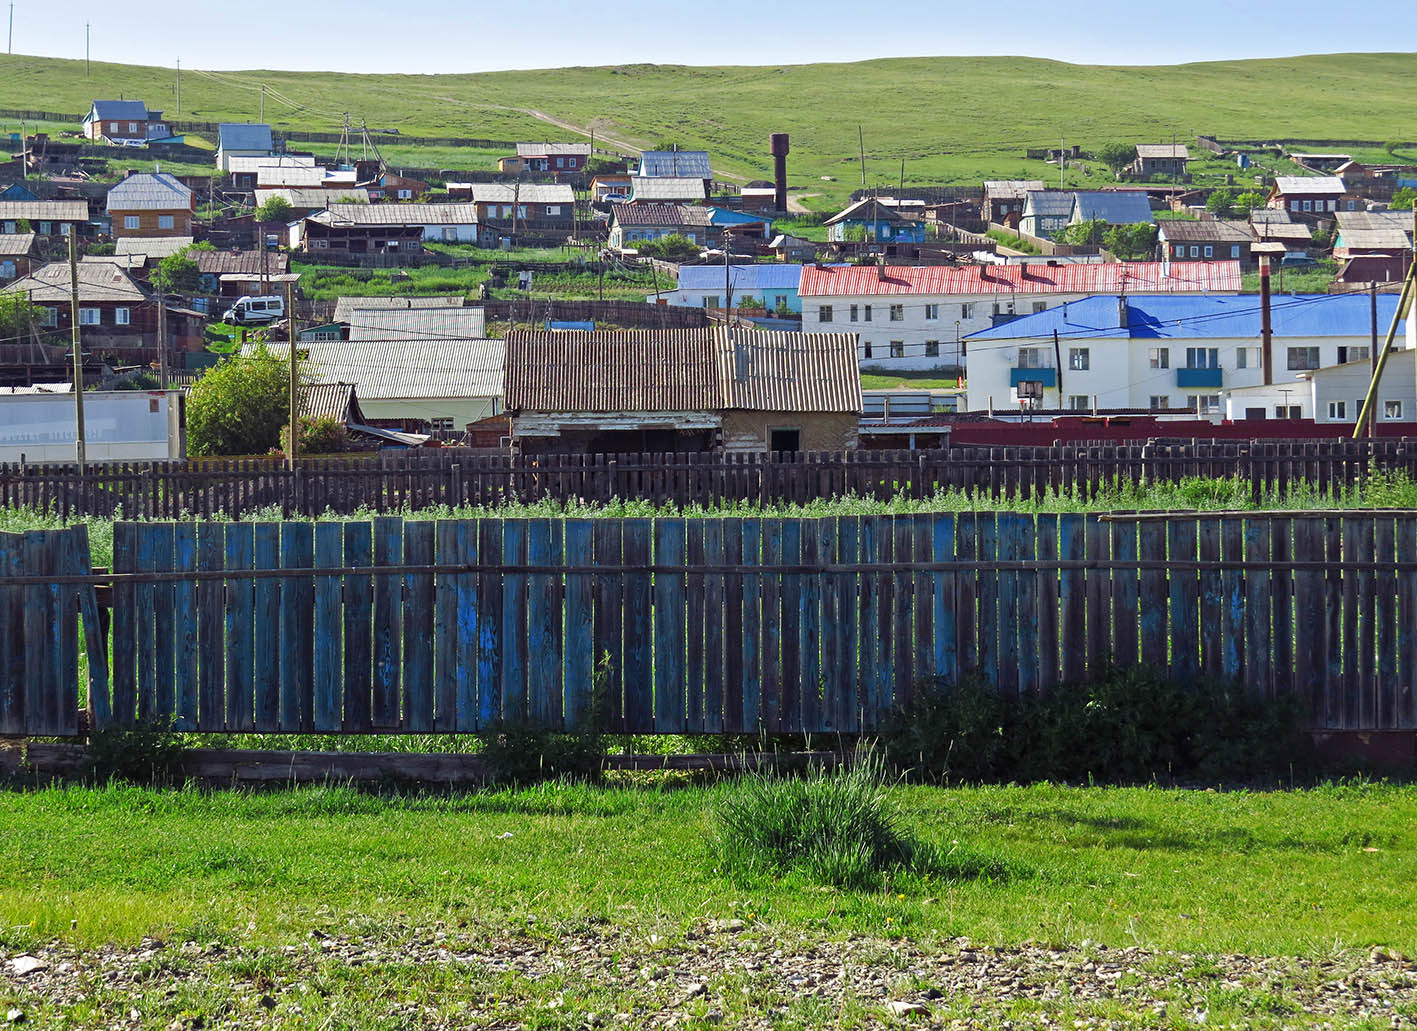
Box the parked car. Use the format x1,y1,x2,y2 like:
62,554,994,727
1280,253,1317,268
223,295,285,325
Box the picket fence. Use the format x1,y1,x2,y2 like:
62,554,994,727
4,511,1389,738
3,441,1417,521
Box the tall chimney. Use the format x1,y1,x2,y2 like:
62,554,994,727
770,133,790,212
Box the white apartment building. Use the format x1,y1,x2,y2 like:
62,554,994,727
798,261,1241,372
962,293,1409,421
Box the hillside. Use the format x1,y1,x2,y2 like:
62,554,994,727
3,51,1416,203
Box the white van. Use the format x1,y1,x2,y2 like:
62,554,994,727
224,295,285,325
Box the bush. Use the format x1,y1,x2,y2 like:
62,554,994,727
186,345,295,456
84,716,183,786
713,749,941,890
882,667,1307,785
476,655,610,785
280,415,349,456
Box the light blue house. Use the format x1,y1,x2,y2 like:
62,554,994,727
823,198,925,244
669,264,805,313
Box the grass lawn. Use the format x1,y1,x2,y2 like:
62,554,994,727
1,781,1415,1027
1241,259,1339,294
860,372,960,390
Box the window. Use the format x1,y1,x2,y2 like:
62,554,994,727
1287,346,1320,371
1291,200,1301,211
158,215,174,230
128,122,137,133
1230,245,1241,258
1203,245,1213,258
1017,347,1050,369
109,122,118,132
546,205,562,215
59,223,70,236
0,260,12,279
555,157,565,168
1385,400,1404,420
818,305,833,323
769,428,802,453
863,305,872,322
115,307,130,325
1068,348,1090,371
890,340,905,358
849,304,858,322
1068,395,1090,411
1186,347,1219,369
1190,246,1199,258
1236,347,1253,369
38,306,56,326
79,308,100,325
397,189,413,200
1,221,12,233
1174,244,1185,258
1337,346,1369,364
925,340,940,357
1149,396,1170,410
123,215,139,230
312,238,329,249
862,341,873,359
881,225,892,239
37,221,50,235
703,296,719,309
517,205,527,219
1275,405,1301,419
1033,301,1048,314
889,304,904,321
960,303,973,319
924,304,939,319
1328,400,1347,420
1189,394,1222,416
1302,200,1312,212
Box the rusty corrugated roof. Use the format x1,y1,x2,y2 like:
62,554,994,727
798,261,1242,297
505,329,861,414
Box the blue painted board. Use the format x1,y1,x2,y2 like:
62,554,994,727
312,522,343,733
196,523,225,732
372,516,403,730
701,519,725,735
252,523,280,732
500,520,528,724
342,522,372,732
403,521,435,733
592,520,624,732
526,518,562,729
151,523,176,719
279,522,314,732
173,523,198,731
759,519,782,733
476,520,503,730
433,521,460,733
562,520,594,730
835,516,860,733
739,519,761,734
111,523,136,725
457,520,480,732
224,523,255,731
135,523,156,719
653,519,686,733
621,519,653,733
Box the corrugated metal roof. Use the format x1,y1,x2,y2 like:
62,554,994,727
1070,191,1154,225
347,306,486,341
106,173,193,212
611,203,713,228
257,165,329,188
319,203,478,226
1336,228,1411,250
799,261,1242,297
1136,144,1190,159
1157,219,1253,243
115,236,192,258
256,187,370,209
1274,176,1346,195
636,151,712,179
195,250,290,276
80,253,146,269
630,177,708,202
823,197,918,226
226,155,317,173
249,337,505,400
332,295,466,321
984,181,1044,200
89,100,151,121
302,382,357,423
1023,191,1075,217
3,260,146,302
1335,211,1412,232
468,184,575,205
0,200,89,222
1250,209,1295,224
504,329,860,414
964,293,1408,342
218,123,273,152
1252,222,1313,242
515,142,591,157
677,264,804,292
0,233,35,255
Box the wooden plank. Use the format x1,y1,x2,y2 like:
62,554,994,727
834,516,860,733
975,513,998,688
252,523,281,733
111,522,137,726
955,513,978,675
1356,517,1377,727
653,518,687,733
703,519,725,735
621,519,653,733
526,518,562,730
1059,514,1086,684
371,515,403,730
722,519,745,734
1324,517,1344,729
1292,519,1325,728
1341,518,1360,728
1167,519,1199,683
1397,518,1417,730
1376,516,1398,729
403,521,436,734
857,516,882,728
1137,519,1167,674
1243,519,1271,697
995,512,1020,695
1271,517,1295,698
499,519,528,724
891,517,914,711
1085,517,1110,677
458,520,482,732
433,521,459,733
134,523,156,720
1014,514,1038,696
805,518,830,733
0,535,20,735
781,519,803,731
342,521,373,733
312,522,343,734
23,533,58,735
54,531,78,736
1109,519,1138,670
1220,518,1244,683
224,523,255,732
760,518,783,733
592,520,623,732
1035,514,1058,694
151,523,177,721
562,519,594,731
739,518,762,733
1197,517,1222,680
279,522,313,733
74,532,110,731
196,522,226,733
170,523,198,731
684,520,706,734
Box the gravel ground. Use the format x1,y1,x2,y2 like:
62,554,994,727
5,924,1417,1029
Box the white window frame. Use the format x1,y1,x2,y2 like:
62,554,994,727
1149,396,1170,410
114,307,130,326
1385,400,1404,420
123,215,140,230
1204,245,1213,258
38,306,56,326
1068,347,1090,371
819,305,833,323
961,303,973,319
1329,400,1347,420
1148,347,1169,370
78,307,101,325
924,303,938,319
889,304,903,322
158,214,174,230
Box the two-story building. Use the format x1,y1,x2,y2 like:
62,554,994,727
106,173,195,239
962,292,1406,419
82,100,166,143
216,123,275,172
800,260,1242,372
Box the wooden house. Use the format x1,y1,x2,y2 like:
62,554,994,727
82,100,167,143
608,204,714,249
216,123,275,171
1131,144,1190,179
982,181,1044,222
195,249,291,296
499,142,592,174
3,261,156,363
503,328,862,455
1157,219,1254,266
292,203,480,253
106,173,195,239
1268,176,1349,216
0,234,37,282
0,200,88,239
467,184,575,234
823,198,925,244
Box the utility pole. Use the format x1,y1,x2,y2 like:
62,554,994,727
723,231,734,325
286,280,298,470
84,22,89,78
156,291,168,389
1369,282,1378,437
1060,137,1066,190
67,228,86,468
259,84,265,123
1053,328,1064,404
176,59,180,118
858,125,866,188
8,4,13,55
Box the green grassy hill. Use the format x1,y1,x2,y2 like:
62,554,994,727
3,51,1415,205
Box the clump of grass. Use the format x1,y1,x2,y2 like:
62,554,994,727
712,751,941,890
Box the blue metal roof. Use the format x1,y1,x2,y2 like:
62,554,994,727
89,100,151,121
218,123,274,152
637,150,712,178
1070,191,1155,225
708,207,771,227
965,293,1408,342
677,264,804,292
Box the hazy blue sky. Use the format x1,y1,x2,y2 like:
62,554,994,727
5,0,1415,72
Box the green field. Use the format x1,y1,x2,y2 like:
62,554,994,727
4,52,1416,204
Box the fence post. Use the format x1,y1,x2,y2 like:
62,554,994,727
143,465,157,520
450,463,462,508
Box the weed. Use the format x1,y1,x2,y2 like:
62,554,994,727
84,715,184,786
476,653,612,785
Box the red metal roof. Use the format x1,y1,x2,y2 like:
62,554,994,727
798,261,1242,297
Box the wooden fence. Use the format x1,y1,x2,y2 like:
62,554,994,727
1,512,1410,738
1,442,1416,521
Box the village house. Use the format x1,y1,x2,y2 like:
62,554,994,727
467,184,576,234
227,154,317,190
590,174,633,203
3,261,155,360
823,198,925,244
216,123,275,172
106,173,195,239
1018,191,1075,238
668,264,805,313
608,203,714,249
800,260,1242,372
1067,190,1155,229
1332,210,1414,283
0,200,88,239
256,163,331,190
363,171,428,202
82,100,167,143
963,293,1405,419
503,328,861,455
344,306,487,342
0,234,37,282
1236,343,1417,426
983,181,1044,223
627,177,709,205
1268,176,1349,216
499,142,592,174
1249,208,1313,258
1131,144,1190,179
768,233,818,263
194,249,291,296
255,187,371,219
332,295,468,322
1157,219,1255,266
740,187,779,213
635,150,713,185
291,203,481,253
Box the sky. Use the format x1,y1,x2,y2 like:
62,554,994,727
4,0,1415,73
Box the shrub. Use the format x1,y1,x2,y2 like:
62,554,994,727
280,415,349,456
713,749,939,889
84,716,184,786
476,654,610,785
186,345,295,456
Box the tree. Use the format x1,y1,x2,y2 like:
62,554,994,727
185,345,294,456
1205,190,1235,217
1232,190,1267,215
1058,217,1108,247
1094,142,1137,175
0,292,39,339
1391,187,1417,211
636,233,701,260
1103,223,1158,260
152,250,200,294
255,195,294,224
